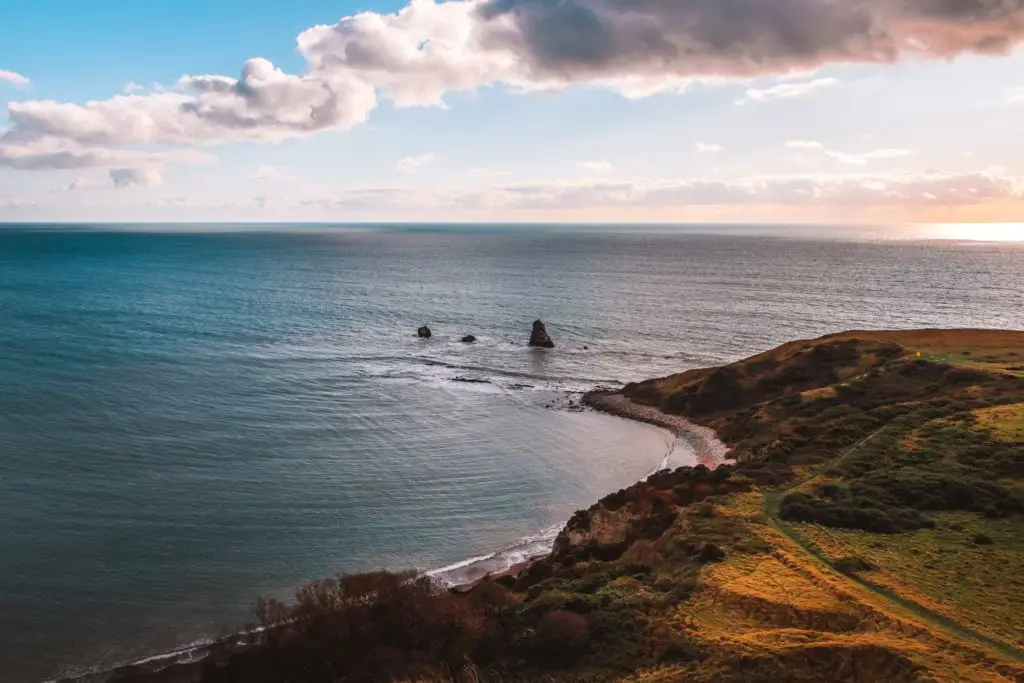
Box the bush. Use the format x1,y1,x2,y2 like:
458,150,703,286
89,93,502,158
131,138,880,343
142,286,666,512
656,635,703,663
534,610,589,657
779,491,933,533
972,533,994,545
832,556,877,575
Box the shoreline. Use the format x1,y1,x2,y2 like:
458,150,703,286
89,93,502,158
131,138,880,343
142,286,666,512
583,390,733,470
55,389,726,683
453,390,733,595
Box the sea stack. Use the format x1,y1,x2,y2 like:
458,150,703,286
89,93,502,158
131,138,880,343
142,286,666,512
529,320,555,348
417,325,432,339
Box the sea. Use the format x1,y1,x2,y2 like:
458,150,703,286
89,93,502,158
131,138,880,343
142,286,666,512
0,224,1021,683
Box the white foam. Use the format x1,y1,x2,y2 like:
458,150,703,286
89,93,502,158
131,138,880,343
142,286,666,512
427,523,564,587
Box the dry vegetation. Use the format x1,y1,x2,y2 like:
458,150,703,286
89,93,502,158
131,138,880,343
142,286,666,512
193,329,1023,683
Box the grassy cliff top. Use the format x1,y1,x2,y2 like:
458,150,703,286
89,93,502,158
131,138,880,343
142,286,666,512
626,328,1024,411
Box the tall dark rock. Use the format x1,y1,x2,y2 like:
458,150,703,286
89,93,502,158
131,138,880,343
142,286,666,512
529,320,555,348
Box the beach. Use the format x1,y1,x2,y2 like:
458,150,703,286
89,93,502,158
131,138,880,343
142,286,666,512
583,390,733,470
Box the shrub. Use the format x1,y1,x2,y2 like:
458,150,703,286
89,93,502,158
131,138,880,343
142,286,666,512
972,533,994,545
779,491,933,533
832,556,877,575
656,635,703,663
534,610,589,656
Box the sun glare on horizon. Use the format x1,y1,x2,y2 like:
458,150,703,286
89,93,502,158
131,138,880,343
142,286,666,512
927,223,1024,242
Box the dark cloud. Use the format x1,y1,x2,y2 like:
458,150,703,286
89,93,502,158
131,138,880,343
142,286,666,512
476,0,1023,78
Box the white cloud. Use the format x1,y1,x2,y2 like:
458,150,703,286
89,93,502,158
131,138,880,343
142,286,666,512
4,59,376,148
785,140,826,150
395,153,437,173
110,168,163,189
825,148,911,165
577,160,614,174
249,164,298,181
737,77,838,105
0,138,215,172
0,194,38,208
284,170,1024,214
786,140,911,165
122,82,145,94
695,142,723,154
0,69,30,87
1005,86,1024,104
67,175,107,191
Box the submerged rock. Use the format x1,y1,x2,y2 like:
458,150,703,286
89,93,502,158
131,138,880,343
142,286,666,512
461,335,477,343
529,320,555,348
417,326,432,339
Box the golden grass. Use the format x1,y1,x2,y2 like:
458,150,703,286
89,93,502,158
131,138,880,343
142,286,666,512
671,505,1024,682
648,328,1024,396
801,386,838,400
974,402,1024,441
791,514,1024,651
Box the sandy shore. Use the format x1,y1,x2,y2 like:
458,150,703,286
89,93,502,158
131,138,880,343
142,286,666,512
583,390,732,470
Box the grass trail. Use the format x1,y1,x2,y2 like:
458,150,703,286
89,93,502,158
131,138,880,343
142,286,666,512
761,429,1024,663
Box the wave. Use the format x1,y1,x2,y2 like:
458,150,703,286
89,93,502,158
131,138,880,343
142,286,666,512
426,523,565,588
429,430,680,589
353,356,615,395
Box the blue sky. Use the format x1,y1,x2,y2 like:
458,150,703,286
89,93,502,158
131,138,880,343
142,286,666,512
2,0,1024,226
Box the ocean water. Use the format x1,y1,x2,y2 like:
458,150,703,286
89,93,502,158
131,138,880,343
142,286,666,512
0,226,1021,682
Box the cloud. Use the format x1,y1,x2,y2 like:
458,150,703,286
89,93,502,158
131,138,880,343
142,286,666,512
67,175,107,190
395,153,437,173
1005,86,1024,103
786,140,826,151
737,77,838,105
577,160,614,173
286,169,1023,215
695,142,723,153
0,195,38,209
4,58,376,148
786,140,911,164
0,69,30,87
110,168,163,189
0,138,215,171
249,164,298,181
2,0,1023,169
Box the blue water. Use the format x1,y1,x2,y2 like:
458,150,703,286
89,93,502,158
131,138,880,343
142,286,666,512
0,226,1021,682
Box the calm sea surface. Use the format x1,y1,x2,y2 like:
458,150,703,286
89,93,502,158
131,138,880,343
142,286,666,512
1,226,1022,682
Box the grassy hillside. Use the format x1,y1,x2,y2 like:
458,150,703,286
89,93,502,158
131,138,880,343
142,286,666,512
193,329,1024,683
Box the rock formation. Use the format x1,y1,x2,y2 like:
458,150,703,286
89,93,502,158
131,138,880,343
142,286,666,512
529,320,555,348
417,326,432,339
461,335,477,343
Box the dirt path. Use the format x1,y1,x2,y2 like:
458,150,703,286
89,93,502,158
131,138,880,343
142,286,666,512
762,429,1024,663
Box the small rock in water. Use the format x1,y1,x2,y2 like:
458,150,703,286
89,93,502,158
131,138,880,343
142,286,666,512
452,376,490,385
529,320,555,348
461,335,477,343
417,325,432,339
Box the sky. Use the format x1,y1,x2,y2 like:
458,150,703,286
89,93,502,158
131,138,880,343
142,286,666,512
1,0,1024,225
